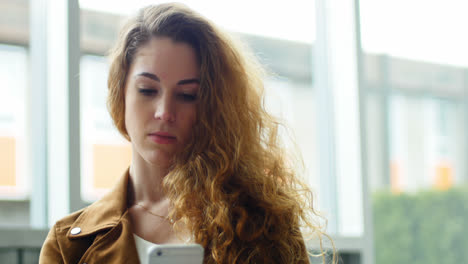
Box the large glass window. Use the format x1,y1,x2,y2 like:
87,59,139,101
0,45,28,199
0,0,30,231
79,6,130,202
80,55,131,201
361,0,468,263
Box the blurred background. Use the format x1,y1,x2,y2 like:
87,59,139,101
1,0,467,263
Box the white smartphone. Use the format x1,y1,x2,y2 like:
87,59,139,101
147,244,204,264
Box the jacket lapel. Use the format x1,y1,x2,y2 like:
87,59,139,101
59,168,140,263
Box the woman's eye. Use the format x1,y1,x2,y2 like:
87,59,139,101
138,88,157,96
179,93,197,102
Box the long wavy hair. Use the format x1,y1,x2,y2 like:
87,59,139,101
107,3,334,263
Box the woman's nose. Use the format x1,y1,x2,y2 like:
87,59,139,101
154,95,175,122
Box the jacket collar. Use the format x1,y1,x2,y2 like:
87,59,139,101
67,168,131,239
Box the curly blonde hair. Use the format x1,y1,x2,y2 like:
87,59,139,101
107,3,334,263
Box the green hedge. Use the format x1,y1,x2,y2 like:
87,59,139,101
373,186,468,264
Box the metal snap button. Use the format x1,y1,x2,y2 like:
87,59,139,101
70,227,81,235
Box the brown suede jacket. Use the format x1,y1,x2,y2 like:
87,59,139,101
39,169,141,264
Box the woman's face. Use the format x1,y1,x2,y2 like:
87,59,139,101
124,36,200,168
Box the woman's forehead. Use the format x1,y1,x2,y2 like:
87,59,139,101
129,37,200,80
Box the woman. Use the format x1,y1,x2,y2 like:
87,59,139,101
40,3,332,263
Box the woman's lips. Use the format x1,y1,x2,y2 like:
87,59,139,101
148,133,177,144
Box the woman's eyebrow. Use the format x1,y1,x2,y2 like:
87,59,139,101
135,72,199,85
136,72,160,82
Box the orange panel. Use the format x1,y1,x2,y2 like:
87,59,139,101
93,144,131,189
0,137,16,186
434,163,453,191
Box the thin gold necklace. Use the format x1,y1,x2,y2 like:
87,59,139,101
134,203,174,224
